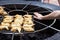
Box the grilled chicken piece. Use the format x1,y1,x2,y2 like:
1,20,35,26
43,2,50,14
14,14,23,24
23,15,34,32
23,15,33,24
0,25,9,30
14,14,23,18
3,19,13,23
0,6,7,15
14,19,23,24
3,11,8,15
3,16,13,23
24,20,34,25
11,22,20,27
23,24,34,32
23,15,32,20
23,15,32,18
11,26,21,33
4,16,13,18
1,22,10,26
0,22,10,30
11,22,21,33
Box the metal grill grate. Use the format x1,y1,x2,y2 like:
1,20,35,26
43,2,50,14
0,2,60,40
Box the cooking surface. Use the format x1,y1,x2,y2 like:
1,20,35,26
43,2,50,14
0,28,59,40
0,0,60,40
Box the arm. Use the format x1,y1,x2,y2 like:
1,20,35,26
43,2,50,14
34,10,60,20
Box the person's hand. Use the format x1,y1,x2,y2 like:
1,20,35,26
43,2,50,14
34,12,44,20
34,10,60,20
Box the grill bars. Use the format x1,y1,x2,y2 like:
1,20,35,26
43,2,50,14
0,4,60,40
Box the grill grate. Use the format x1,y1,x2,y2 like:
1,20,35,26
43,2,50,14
0,3,60,40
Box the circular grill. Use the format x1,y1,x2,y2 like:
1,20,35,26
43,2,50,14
0,4,56,34
0,1,60,40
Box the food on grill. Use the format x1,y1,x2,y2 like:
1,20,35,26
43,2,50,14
14,14,23,24
11,22,20,28
11,26,21,33
15,14,22,18
11,22,21,33
0,6,8,15
23,24,34,32
23,15,32,20
0,15,13,30
23,15,34,25
1,22,10,27
0,25,9,30
24,20,34,25
10,14,23,32
4,15,13,18
0,14,35,33
0,22,10,30
23,15,34,32
3,16,13,23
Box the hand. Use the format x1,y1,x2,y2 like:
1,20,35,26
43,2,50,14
34,12,44,20
34,10,60,20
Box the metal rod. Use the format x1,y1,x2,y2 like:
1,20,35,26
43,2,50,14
33,20,48,27
14,4,17,10
5,7,12,11
11,33,15,40
33,20,60,32
49,26,60,32
49,19,56,27
19,33,24,40
33,26,49,33
20,35,23,40
22,2,32,10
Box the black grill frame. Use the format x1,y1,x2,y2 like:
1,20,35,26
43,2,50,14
0,1,60,40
